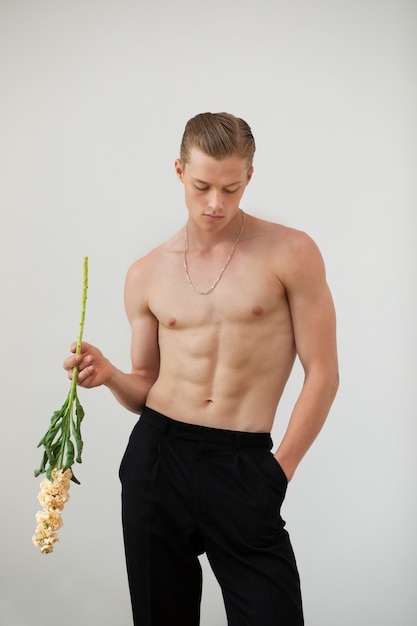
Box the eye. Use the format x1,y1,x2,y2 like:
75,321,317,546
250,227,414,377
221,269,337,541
224,187,239,194
194,185,209,192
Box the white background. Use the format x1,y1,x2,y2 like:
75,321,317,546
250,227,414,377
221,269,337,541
1,1,416,624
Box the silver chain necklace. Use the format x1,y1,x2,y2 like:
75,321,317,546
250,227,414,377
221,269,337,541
183,210,246,295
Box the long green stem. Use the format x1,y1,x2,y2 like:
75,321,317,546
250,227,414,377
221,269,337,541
57,257,88,469
70,256,88,396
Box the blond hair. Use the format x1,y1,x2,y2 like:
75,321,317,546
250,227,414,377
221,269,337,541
180,112,255,168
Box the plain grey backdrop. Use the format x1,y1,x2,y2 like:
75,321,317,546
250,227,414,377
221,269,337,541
1,1,416,624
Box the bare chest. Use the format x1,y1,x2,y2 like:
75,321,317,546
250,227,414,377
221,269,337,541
148,248,290,331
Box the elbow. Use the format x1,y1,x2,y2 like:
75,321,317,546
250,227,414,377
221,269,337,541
331,368,340,400
324,359,339,404
306,362,339,402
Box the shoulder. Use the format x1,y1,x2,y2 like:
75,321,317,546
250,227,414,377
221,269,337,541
275,227,327,295
125,230,183,286
124,231,183,311
248,215,323,265
247,214,326,287
276,225,324,274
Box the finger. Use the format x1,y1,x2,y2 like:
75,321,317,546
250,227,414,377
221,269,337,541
76,364,96,386
76,354,93,373
63,353,81,371
66,360,92,384
70,341,89,354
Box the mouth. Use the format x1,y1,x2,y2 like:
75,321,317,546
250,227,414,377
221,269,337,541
203,214,223,222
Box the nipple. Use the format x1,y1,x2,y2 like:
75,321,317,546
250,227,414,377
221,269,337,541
252,306,264,316
167,317,176,327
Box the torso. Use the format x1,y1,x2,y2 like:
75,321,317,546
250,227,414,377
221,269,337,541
143,214,297,432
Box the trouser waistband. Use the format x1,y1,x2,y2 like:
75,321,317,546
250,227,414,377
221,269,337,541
141,406,273,449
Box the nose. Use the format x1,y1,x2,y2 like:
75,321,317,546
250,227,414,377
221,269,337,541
207,189,224,212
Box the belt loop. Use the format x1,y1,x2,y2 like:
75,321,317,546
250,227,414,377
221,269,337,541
235,432,242,450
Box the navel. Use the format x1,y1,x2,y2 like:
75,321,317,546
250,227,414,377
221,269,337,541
167,317,176,327
252,305,264,316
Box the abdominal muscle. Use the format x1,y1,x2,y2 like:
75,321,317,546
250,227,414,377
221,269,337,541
145,317,296,432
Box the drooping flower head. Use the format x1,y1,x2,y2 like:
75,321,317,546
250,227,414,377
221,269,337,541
32,468,72,554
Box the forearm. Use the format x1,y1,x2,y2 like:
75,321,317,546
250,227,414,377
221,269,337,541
104,365,156,414
274,368,339,481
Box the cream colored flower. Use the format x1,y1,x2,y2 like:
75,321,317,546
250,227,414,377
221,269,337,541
33,468,72,555
35,509,63,532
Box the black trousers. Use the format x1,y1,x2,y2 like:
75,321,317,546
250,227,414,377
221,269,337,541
120,407,304,626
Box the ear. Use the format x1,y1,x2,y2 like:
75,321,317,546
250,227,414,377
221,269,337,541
174,159,184,182
246,166,254,185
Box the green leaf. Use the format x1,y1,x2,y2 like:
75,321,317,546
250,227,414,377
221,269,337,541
34,451,48,477
63,439,75,473
70,471,81,485
73,395,85,463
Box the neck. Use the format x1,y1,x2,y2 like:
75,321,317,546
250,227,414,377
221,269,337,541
185,209,245,250
183,210,246,295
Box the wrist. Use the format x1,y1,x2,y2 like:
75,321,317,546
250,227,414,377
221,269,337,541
273,452,296,482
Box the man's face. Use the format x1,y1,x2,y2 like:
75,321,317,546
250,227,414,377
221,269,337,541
175,148,253,231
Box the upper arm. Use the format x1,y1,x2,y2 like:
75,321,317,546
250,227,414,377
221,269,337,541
281,231,338,377
124,259,160,383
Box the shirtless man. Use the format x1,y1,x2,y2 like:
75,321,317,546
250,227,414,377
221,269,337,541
64,112,339,626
